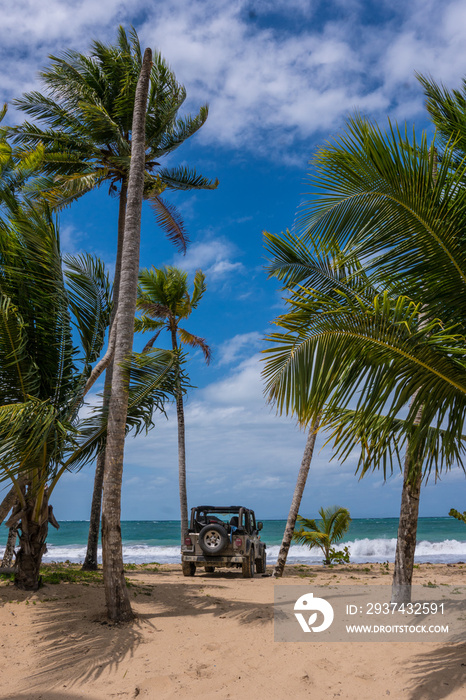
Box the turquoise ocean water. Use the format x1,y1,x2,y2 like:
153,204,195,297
2,518,465,565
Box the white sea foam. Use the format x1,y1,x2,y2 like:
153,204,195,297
1,538,463,565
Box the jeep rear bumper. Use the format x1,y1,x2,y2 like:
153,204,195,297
182,555,245,564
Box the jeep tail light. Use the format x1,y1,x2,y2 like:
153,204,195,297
234,538,242,548
184,536,192,546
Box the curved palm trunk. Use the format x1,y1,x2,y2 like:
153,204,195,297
102,48,152,623
273,418,320,578
82,186,127,571
0,486,19,526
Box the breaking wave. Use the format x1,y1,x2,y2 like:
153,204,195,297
2,538,462,565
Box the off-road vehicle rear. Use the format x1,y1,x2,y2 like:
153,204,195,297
181,505,266,577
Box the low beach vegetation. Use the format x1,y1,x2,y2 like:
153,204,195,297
449,508,466,525
292,506,351,565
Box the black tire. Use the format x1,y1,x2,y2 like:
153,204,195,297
182,561,195,576
242,551,255,578
198,524,229,555
255,549,266,574
205,566,215,573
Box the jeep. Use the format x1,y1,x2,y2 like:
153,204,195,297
181,505,266,577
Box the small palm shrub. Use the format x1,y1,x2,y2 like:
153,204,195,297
292,505,351,565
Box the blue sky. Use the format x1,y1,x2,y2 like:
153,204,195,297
1,0,466,520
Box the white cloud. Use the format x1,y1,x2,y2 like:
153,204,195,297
75,344,464,519
217,332,263,366
120,348,408,517
172,237,244,279
60,224,88,255
3,1,466,157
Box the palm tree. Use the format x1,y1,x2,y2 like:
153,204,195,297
0,204,175,590
272,420,319,578
263,123,466,599
136,266,211,541
0,106,176,593
0,202,112,590
11,26,217,248
292,506,351,565
10,26,218,571
298,114,466,603
101,47,152,622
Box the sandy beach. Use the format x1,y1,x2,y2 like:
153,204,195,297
0,562,464,700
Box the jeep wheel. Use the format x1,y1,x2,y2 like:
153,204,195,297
198,524,229,555
256,550,266,574
242,551,255,578
182,561,195,576
205,566,215,573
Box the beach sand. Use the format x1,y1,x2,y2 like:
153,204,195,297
0,562,464,699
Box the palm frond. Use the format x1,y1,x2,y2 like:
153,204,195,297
149,107,209,158
191,270,207,308
64,253,112,367
134,316,165,334
263,285,466,449
177,328,212,364
149,195,189,253
322,408,466,480
158,165,219,191
297,115,466,325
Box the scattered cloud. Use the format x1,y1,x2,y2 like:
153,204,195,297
60,224,87,256
217,332,264,366
172,236,244,280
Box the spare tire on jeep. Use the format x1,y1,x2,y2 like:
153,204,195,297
198,524,229,555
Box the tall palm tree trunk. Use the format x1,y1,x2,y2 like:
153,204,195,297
392,149,436,603
82,187,127,571
392,451,423,604
82,449,105,570
273,418,320,578
391,325,426,605
102,48,152,622
171,329,189,541
176,389,188,540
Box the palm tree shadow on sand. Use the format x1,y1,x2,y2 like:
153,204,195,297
405,643,466,700
19,575,272,693
20,584,145,692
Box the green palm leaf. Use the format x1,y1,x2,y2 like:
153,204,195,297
297,116,466,325
64,253,112,367
158,165,219,191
